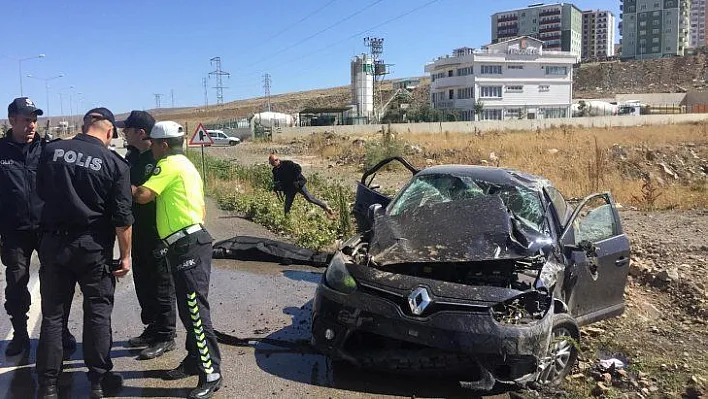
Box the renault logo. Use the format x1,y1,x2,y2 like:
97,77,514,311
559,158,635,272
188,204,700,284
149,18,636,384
408,287,431,316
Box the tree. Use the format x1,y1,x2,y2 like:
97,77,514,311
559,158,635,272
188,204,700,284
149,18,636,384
474,101,485,121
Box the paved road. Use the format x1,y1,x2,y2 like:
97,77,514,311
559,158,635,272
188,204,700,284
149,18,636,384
0,143,513,398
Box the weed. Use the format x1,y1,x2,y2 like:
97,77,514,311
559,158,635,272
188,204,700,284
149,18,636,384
632,174,663,210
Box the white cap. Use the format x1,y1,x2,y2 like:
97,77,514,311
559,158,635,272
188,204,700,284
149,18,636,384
150,121,184,139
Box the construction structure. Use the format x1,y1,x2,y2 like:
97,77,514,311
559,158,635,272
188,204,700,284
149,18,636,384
582,10,616,59
619,0,691,59
209,56,230,105
491,3,583,57
263,73,272,112
350,54,374,123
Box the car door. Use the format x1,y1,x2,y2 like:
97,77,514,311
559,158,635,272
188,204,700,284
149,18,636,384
559,193,631,325
352,156,419,232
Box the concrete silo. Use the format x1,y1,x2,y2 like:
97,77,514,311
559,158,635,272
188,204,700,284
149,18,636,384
350,54,374,122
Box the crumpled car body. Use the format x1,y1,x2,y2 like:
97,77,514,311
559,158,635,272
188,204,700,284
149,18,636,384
312,157,631,390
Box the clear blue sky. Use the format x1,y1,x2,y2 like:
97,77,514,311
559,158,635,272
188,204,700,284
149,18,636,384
1,0,619,117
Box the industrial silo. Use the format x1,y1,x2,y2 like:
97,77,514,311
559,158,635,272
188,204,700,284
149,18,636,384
350,54,374,122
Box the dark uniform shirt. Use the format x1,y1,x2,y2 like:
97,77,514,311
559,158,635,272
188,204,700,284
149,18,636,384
125,146,159,242
37,134,134,242
272,160,305,192
0,130,46,235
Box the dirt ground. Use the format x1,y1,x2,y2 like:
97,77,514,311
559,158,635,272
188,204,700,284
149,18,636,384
204,142,708,398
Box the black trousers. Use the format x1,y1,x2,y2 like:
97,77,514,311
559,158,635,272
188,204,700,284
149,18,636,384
36,233,115,386
1,231,73,335
283,185,329,214
132,234,176,341
166,229,221,379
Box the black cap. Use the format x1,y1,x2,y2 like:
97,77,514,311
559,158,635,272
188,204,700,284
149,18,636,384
8,97,44,117
83,107,115,124
115,110,155,132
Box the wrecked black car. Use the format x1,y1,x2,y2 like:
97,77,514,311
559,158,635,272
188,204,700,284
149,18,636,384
312,157,631,390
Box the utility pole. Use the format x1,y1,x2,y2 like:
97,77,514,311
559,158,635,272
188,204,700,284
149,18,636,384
154,93,163,109
209,57,230,105
202,77,209,107
171,89,175,108
364,37,384,122
263,73,272,112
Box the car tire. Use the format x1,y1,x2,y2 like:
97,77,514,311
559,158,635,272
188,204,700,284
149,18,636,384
229,141,238,146
536,313,580,386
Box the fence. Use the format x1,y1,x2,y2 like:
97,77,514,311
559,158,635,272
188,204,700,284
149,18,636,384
275,113,708,137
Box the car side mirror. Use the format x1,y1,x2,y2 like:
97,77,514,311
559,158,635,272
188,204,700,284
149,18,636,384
367,203,383,223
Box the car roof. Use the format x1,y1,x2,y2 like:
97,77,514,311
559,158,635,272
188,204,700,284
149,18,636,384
416,164,550,190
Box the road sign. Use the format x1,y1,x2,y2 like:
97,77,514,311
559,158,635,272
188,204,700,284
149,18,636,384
189,123,214,146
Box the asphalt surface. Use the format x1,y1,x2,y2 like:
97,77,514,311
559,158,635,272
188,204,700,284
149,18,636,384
0,143,513,398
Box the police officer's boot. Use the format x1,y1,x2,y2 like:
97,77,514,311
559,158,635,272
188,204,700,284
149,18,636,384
89,372,123,399
5,318,30,356
37,384,58,399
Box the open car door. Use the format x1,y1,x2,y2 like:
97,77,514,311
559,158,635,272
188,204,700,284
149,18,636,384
559,192,631,326
352,156,419,232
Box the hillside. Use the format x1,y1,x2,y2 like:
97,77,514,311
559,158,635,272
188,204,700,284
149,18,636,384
131,51,708,125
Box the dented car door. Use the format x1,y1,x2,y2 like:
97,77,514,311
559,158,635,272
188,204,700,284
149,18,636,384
559,193,631,325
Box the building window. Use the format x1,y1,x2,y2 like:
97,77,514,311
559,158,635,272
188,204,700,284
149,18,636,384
457,87,474,99
505,108,522,119
448,70,454,77
652,28,660,34
456,66,473,76
480,86,503,98
506,85,523,92
481,109,503,120
543,107,568,118
652,46,660,52
545,66,568,75
640,21,647,26
652,37,660,43
449,89,454,100
640,30,647,35
507,65,524,70
539,85,550,92
481,65,503,74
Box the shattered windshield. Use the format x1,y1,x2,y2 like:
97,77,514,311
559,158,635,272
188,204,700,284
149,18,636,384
388,174,545,231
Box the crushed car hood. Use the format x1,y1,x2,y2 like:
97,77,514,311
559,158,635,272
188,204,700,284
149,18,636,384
369,195,547,265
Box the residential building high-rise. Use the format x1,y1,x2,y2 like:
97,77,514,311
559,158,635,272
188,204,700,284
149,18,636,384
619,0,691,59
582,10,616,59
690,0,707,47
491,3,583,57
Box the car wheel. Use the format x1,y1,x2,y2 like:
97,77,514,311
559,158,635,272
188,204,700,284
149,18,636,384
536,313,579,386
229,141,238,146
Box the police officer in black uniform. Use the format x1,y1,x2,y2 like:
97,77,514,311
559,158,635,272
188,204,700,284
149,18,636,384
35,108,133,399
118,110,176,359
0,97,76,357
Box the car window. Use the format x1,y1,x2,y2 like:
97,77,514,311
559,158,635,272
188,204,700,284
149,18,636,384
545,186,569,226
573,196,617,244
387,174,545,231
208,132,216,137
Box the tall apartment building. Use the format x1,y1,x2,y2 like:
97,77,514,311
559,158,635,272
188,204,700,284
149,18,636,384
582,10,616,59
690,0,707,47
491,3,583,57
619,0,691,59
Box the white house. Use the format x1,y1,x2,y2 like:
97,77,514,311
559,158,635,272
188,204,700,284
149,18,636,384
424,37,580,121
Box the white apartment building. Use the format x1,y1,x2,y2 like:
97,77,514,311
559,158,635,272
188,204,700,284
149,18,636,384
582,10,616,59
690,0,707,47
424,37,580,121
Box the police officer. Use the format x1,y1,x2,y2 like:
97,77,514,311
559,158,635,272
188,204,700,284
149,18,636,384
0,97,76,357
35,108,133,399
117,110,176,359
133,121,222,399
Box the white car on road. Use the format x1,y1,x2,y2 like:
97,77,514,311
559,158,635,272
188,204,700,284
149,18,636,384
207,129,241,146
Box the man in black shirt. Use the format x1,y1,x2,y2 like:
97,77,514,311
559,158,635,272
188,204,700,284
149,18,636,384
0,97,76,357
268,153,335,218
117,111,176,360
35,108,133,399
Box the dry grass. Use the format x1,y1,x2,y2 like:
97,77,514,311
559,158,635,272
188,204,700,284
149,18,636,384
292,123,708,209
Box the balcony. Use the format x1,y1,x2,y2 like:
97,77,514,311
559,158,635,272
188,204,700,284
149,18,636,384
497,15,518,22
539,26,561,33
542,35,562,41
539,9,561,17
540,17,562,24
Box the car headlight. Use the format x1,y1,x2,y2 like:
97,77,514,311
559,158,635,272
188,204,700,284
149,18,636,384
324,253,357,294
492,291,551,325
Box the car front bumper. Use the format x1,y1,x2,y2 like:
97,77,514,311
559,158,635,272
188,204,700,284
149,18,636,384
312,280,554,389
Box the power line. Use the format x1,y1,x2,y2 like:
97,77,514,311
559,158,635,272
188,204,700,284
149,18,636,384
234,0,440,82
241,0,385,70
260,0,341,46
209,57,230,105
